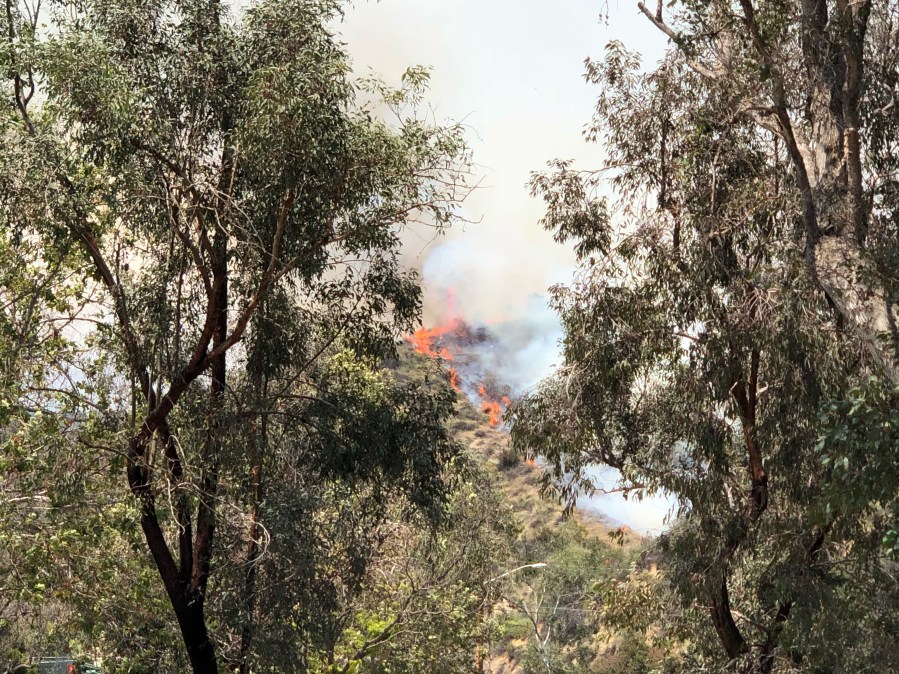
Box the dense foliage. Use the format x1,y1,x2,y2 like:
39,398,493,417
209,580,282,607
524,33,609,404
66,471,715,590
513,2,899,672
0,0,478,671
6,0,899,672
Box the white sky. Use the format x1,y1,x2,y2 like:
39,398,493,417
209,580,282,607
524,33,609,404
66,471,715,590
339,1,675,533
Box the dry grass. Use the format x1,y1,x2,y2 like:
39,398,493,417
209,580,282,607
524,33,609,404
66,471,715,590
448,394,644,551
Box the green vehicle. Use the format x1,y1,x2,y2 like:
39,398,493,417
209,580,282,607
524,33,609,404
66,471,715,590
4,656,99,674
35,657,100,674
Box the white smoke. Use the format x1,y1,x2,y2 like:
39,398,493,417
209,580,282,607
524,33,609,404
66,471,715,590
340,1,675,534
416,272,677,536
577,466,677,536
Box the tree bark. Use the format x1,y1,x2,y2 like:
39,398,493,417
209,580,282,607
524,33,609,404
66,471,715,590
238,377,267,674
177,600,219,674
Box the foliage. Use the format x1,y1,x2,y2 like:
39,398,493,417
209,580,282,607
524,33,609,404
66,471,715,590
0,0,472,671
817,378,899,559
340,468,517,674
513,4,899,671
492,523,643,674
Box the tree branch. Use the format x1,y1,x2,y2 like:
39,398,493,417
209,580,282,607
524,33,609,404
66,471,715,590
637,2,723,80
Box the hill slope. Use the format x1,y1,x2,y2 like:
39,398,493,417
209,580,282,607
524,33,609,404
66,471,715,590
393,346,660,673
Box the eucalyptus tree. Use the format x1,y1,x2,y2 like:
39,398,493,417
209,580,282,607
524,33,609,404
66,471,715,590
209,351,470,673
512,2,899,671
0,0,471,671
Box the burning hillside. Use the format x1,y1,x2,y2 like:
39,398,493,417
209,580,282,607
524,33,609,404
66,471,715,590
401,289,673,532
405,314,513,428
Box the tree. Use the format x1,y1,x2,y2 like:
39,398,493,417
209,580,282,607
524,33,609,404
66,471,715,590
335,461,517,674
512,3,899,671
633,0,899,383
501,526,614,674
204,350,482,673
1,0,471,671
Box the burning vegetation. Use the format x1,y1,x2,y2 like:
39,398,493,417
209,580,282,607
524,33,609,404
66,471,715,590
404,311,512,427
407,319,463,391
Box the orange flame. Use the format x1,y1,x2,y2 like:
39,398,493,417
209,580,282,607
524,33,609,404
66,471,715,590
407,324,458,360
482,400,502,426
404,289,515,420
475,383,512,428
404,289,463,392
449,367,460,391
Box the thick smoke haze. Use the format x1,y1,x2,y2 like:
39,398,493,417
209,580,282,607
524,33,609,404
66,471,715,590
339,0,599,322
340,1,674,533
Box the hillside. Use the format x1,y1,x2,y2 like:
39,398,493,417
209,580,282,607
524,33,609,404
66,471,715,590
395,318,641,543
448,389,631,545
392,344,660,673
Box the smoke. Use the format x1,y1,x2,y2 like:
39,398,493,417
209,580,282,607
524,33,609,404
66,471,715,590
338,0,596,318
576,466,677,535
410,286,676,535
339,1,675,533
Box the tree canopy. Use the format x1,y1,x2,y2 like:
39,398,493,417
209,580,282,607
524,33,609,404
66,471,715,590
5,0,899,672
513,2,899,672
1,0,474,671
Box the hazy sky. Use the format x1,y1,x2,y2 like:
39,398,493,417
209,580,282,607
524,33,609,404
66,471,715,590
339,2,675,532
340,0,666,324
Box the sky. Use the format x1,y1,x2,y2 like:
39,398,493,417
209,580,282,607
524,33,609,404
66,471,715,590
338,1,675,533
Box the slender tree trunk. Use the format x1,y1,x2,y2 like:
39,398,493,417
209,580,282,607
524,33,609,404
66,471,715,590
238,377,267,674
184,223,228,674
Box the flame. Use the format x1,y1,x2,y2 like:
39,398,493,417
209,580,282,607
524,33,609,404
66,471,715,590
475,382,512,428
407,324,458,360
404,288,464,392
405,288,462,357
449,367,460,391
407,324,460,390
404,289,513,422
481,400,502,426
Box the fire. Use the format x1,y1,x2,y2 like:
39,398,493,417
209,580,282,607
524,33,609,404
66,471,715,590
404,289,464,392
403,289,514,424
406,323,461,390
481,401,502,426
475,381,513,427
406,323,459,360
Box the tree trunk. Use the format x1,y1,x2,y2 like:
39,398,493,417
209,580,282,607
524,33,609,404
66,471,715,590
177,599,219,674
181,215,228,674
815,237,898,384
793,0,894,382
133,483,219,674
238,377,266,674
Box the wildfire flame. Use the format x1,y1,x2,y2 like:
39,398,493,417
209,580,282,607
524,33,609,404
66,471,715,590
407,322,461,391
476,383,512,427
404,290,462,391
481,400,503,426
403,289,513,425
406,323,459,361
